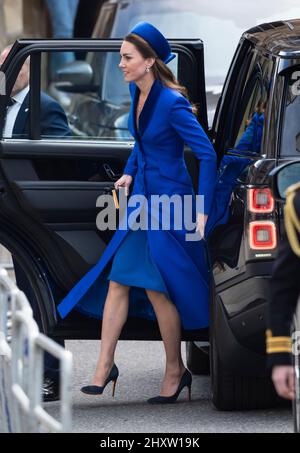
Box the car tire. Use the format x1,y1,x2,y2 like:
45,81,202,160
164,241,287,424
0,232,55,336
186,341,210,375
210,286,279,411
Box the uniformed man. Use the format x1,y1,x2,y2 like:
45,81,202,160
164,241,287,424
266,181,300,400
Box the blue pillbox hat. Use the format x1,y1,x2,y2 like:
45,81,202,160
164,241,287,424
129,22,176,65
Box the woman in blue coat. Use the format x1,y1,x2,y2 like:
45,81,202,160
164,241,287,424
58,22,217,403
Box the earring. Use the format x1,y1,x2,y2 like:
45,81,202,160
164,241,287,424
146,67,150,73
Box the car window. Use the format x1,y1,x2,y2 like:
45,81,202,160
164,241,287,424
229,55,273,155
43,50,135,141
2,50,134,141
2,49,182,142
2,50,126,140
48,50,180,141
280,72,300,156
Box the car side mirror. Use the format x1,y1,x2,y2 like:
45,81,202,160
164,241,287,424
53,61,96,93
269,161,300,201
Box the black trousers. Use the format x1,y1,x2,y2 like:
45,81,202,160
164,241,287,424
12,258,64,381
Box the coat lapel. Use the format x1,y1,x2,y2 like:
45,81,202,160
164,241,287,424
129,79,164,138
13,92,29,137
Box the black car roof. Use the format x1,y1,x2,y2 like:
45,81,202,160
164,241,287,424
244,19,300,57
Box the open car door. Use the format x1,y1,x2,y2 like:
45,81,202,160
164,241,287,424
0,38,208,340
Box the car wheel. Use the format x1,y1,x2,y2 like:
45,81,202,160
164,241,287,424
186,341,210,375
0,231,56,337
210,288,278,410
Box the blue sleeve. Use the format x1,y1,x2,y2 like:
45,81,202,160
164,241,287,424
41,99,72,137
169,96,217,216
123,142,138,177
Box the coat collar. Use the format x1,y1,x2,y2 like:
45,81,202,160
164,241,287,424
129,79,164,138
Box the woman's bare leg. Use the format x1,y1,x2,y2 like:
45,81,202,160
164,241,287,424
146,289,186,396
91,280,130,386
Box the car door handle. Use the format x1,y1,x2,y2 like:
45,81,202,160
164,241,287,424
103,163,122,181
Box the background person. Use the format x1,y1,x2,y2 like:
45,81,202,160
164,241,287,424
45,0,79,78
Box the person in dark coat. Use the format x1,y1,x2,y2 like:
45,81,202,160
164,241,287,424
266,181,300,400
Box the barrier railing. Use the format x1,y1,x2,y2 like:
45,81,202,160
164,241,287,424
0,268,72,433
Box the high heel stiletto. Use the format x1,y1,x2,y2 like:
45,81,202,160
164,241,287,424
81,364,119,396
147,369,192,404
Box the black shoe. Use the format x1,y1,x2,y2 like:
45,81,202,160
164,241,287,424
43,377,60,402
147,369,192,404
81,364,119,396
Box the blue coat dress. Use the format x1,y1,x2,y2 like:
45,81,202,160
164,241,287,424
57,79,217,330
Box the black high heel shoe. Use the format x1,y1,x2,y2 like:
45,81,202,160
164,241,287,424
147,369,192,404
81,364,119,396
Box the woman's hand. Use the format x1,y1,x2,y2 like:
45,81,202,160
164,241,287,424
272,365,295,400
196,213,208,239
114,174,133,196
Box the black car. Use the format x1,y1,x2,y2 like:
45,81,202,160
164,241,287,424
1,19,300,411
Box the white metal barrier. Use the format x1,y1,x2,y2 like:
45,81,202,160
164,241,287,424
0,268,72,433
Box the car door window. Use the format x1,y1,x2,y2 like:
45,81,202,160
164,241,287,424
43,50,134,141
280,70,300,156
230,56,273,156
233,73,266,155
3,49,183,142
2,47,194,142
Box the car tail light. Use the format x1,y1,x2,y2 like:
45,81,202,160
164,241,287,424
248,188,274,213
249,221,277,250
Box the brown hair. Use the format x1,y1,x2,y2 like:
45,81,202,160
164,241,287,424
125,33,198,116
